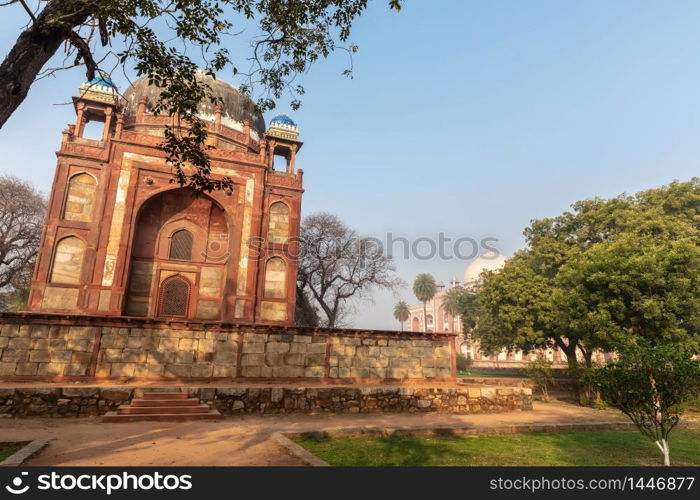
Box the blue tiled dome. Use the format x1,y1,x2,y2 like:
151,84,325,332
270,114,296,127
88,75,116,89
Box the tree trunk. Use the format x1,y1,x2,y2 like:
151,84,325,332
0,1,90,129
422,301,427,332
655,439,670,466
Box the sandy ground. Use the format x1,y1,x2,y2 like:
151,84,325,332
0,402,631,466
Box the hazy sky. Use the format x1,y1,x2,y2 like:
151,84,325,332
2,1,700,329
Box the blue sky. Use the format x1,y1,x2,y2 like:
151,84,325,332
2,1,700,328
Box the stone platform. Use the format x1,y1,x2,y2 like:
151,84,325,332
0,382,532,417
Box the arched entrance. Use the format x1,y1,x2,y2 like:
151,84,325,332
124,188,230,319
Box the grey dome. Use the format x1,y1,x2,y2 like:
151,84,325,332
123,71,266,138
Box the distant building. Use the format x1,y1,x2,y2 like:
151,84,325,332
407,254,576,368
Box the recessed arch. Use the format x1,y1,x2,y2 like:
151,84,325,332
62,172,97,222
50,235,86,284
268,201,290,244
263,256,287,298
169,228,193,260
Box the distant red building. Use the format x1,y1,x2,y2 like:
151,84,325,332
28,71,303,325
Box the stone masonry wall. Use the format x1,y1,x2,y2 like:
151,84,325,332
0,386,532,417
0,314,455,382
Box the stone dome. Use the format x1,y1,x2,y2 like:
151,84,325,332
122,70,266,138
463,252,507,284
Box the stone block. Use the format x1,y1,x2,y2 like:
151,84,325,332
175,351,194,364
283,353,304,366
191,363,213,377
217,351,239,364
164,364,191,377
63,387,98,398
0,337,7,349
307,342,327,354
178,338,197,351
49,351,73,363
468,388,481,398
71,352,92,364
197,339,215,352
266,342,290,354
103,349,122,363
293,335,312,343
2,349,28,362
100,389,132,401
272,366,304,377
110,363,138,377
126,337,143,349
304,354,326,367
0,362,17,375
28,351,51,363
8,337,30,350
64,364,89,376
122,349,146,363
16,362,39,376
213,365,236,377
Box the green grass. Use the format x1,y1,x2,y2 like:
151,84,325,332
295,429,700,466
0,443,24,462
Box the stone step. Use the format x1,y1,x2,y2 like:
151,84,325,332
103,410,222,423
131,398,200,407
141,392,189,400
116,404,211,415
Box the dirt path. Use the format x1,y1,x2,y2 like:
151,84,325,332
1,402,628,466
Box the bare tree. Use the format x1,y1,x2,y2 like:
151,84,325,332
0,176,45,310
297,212,403,328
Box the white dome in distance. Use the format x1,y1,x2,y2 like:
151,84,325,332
463,251,507,284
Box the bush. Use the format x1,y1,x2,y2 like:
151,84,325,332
585,341,700,466
456,353,472,372
526,358,554,402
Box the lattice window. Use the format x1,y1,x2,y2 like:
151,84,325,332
169,229,193,260
158,275,191,317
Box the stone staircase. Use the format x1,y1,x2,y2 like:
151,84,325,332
103,391,221,422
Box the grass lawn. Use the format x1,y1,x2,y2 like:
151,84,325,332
0,443,25,462
295,429,700,466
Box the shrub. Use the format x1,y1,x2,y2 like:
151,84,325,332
585,341,700,466
526,358,554,402
456,353,472,372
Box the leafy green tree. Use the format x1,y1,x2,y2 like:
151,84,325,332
442,287,479,334
477,179,700,369
412,273,436,332
586,341,700,466
555,233,700,353
392,300,410,331
0,0,402,191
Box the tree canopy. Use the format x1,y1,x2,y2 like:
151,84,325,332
477,179,700,368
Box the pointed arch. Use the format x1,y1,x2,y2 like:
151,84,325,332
169,228,193,260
